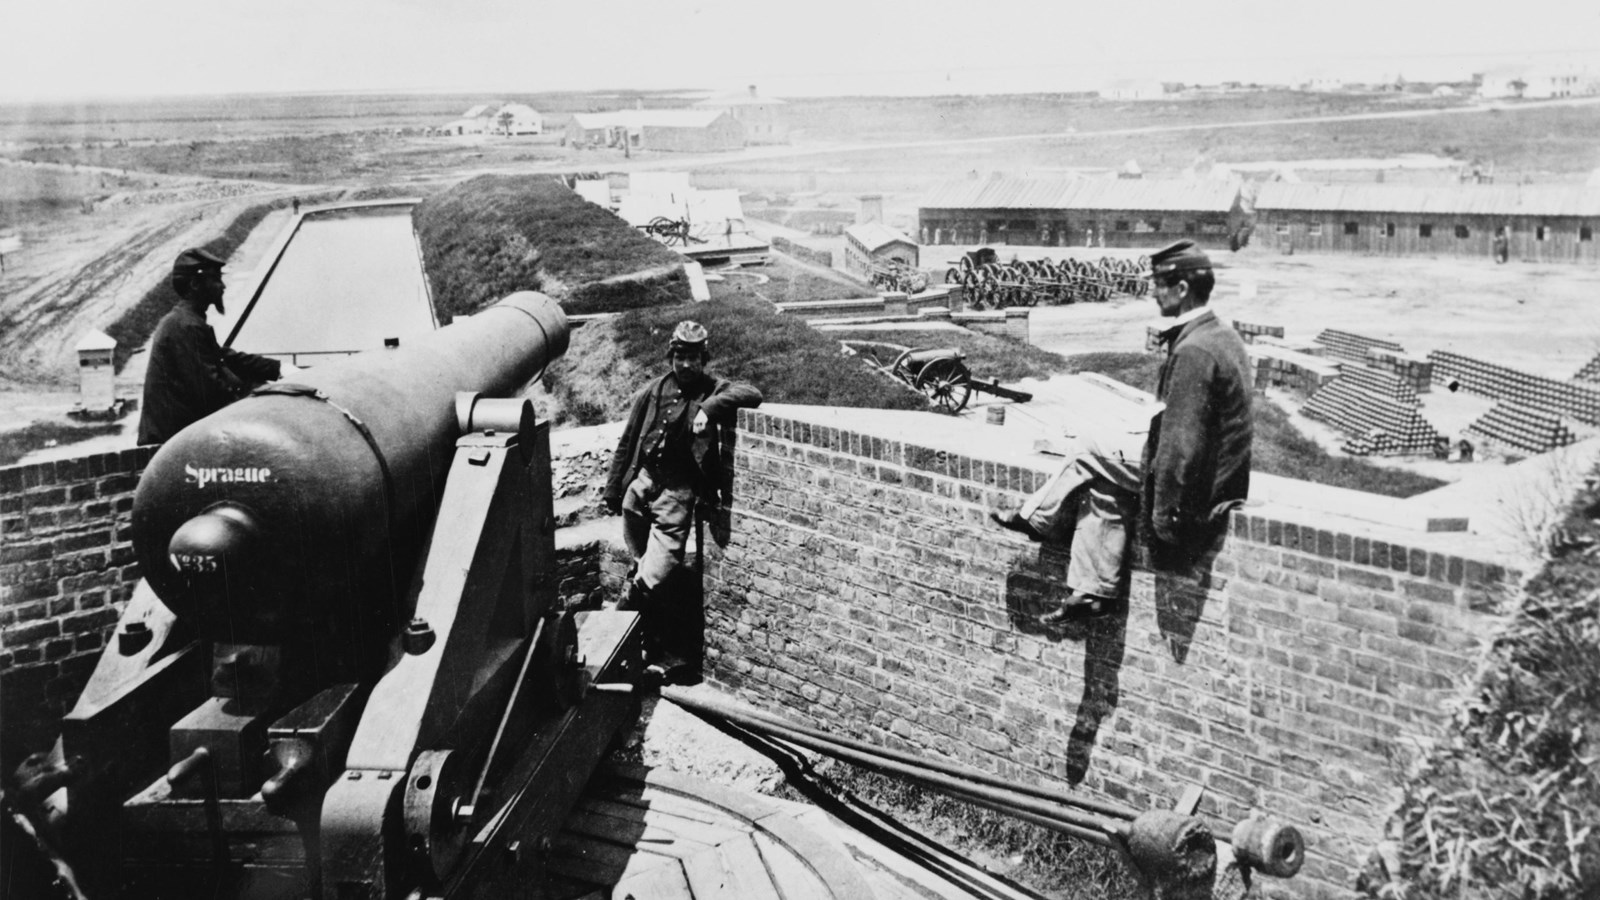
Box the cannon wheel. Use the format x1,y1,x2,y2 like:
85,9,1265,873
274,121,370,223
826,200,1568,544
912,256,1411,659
915,357,973,414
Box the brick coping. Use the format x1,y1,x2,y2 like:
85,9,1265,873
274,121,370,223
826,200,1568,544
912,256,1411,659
737,405,1525,577
0,445,156,493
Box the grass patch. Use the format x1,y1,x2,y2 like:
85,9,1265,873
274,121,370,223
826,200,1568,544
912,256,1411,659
771,758,1141,900
710,258,871,306
0,421,123,467
828,326,1075,385
1371,476,1600,899
544,296,926,426
413,174,688,318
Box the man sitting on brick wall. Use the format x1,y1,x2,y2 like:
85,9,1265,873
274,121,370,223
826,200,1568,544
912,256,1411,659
603,321,763,683
992,240,1253,624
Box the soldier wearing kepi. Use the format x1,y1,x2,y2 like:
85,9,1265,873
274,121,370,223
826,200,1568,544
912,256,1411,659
603,321,763,682
138,247,286,446
991,239,1253,623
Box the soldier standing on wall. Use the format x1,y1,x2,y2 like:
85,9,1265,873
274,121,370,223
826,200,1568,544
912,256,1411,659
603,321,763,683
991,240,1254,623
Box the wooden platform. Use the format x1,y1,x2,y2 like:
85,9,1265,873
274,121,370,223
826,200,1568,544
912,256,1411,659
548,764,872,900
548,764,1045,900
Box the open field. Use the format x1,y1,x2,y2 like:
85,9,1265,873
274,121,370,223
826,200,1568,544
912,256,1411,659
3,88,1598,470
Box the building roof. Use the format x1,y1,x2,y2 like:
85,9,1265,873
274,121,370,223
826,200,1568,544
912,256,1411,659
75,329,116,352
694,89,786,108
920,174,1239,213
846,222,916,252
1254,182,1600,217
571,110,729,129
462,104,495,118
497,103,541,117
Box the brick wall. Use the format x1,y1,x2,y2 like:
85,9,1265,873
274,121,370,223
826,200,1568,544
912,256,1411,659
0,447,156,771
770,236,834,268
703,406,1518,898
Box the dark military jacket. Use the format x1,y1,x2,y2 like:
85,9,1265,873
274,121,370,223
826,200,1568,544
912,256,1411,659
1142,308,1253,553
138,304,282,445
604,371,762,510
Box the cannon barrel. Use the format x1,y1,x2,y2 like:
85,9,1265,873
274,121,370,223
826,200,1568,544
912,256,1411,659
132,291,569,646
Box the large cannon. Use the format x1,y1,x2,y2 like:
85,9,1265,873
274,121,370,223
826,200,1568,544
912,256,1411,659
22,292,642,899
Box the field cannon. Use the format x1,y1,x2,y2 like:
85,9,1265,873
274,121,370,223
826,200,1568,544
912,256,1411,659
866,258,929,294
844,340,1033,414
946,250,1152,309
15,293,642,900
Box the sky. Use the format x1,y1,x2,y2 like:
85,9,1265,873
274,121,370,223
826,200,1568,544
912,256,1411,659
5,0,1599,101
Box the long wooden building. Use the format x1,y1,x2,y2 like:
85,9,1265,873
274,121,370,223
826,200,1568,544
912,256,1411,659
1252,182,1600,263
917,174,1245,249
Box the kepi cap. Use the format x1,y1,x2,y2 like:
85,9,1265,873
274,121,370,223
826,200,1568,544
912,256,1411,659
172,247,227,278
1149,239,1211,277
669,320,709,354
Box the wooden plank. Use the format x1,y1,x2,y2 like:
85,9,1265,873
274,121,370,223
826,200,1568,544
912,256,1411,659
612,858,694,900
752,832,833,900
681,842,742,900
548,834,673,884
561,811,723,861
715,834,785,900
586,788,750,831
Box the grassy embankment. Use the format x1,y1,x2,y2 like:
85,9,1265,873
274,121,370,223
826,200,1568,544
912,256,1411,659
1368,479,1600,899
413,174,689,320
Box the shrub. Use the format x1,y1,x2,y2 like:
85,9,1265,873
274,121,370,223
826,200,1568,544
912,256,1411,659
1369,474,1600,899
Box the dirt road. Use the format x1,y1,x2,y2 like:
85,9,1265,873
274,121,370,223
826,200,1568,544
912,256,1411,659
0,177,299,387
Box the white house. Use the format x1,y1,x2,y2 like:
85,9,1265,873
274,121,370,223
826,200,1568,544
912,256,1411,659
1098,79,1165,101
442,103,499,136
1479,65,1596,99
494,103,543,135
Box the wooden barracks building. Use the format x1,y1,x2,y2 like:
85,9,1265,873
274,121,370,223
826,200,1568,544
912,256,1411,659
917,174,1245,249
1251,182,1600,263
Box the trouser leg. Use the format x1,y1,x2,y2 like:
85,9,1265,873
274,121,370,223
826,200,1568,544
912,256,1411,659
1034,429,1142,599
1067,479,1138,598
623,477,696,664
1020,427,1145,542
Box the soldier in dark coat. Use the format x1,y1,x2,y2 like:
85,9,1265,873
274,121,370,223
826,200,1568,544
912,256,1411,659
603,321,762,680
138,248,284,446
992,240,1252,623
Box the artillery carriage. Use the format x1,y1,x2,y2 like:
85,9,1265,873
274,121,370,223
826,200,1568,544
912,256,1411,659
944,250,1152,310
9,293,643,900
843,340,1033,414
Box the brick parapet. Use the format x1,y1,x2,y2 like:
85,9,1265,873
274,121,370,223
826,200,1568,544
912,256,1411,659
0,446,157,770
704,407,1517,897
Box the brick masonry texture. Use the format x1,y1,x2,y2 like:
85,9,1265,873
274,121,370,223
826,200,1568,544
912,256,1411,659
702,408,1518,898
1,447,156,772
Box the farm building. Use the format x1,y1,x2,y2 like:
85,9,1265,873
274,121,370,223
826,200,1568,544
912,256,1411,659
1251,182,1600,263
843,223,919,281
494,103,543,135
1098,79,1166,101
1478,64,1597,99
694,85,788,145
442,103,499,136
564,110,744,152
917,173,1245,250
